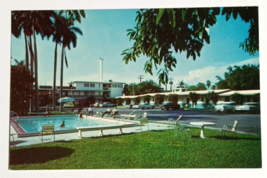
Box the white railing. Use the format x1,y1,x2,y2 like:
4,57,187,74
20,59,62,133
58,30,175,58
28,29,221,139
10,111,19,121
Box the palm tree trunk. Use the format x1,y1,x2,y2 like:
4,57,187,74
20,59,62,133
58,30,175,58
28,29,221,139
24,34,29,70
33,30,39,112
28,36,34,112
24,34,30,112
60,44,64,112
53,43,58,111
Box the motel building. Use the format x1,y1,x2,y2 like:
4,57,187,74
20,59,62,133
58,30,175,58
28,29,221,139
116,87,260,109
38,80,125,107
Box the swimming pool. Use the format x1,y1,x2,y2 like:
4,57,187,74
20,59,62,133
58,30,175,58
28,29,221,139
16,115,129,134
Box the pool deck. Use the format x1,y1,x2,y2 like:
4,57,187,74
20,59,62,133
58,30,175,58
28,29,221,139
10,115,175,147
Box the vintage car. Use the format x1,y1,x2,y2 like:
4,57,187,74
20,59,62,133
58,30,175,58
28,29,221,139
99,102,115,108
234,102,260,113
214,102,236,112
138,103,155,109
93,103,100,107
159,102,180,110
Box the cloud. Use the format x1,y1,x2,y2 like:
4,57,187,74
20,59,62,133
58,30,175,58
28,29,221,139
173,57,259,87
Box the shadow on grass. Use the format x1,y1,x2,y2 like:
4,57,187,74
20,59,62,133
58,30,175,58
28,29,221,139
211,136,261,141
10,146,74,165
88,132,136,139
10,140,27,147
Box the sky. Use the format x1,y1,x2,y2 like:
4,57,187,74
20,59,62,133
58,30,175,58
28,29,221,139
10,7,260,90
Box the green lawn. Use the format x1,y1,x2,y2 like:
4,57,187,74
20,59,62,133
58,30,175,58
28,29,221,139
9,128,261,169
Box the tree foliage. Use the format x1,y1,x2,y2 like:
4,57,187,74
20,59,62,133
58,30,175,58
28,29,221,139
206,80,211,89
154,94,165,105
187,82,207,91
222,7,258,55
122,7,258,85
216,64,259,90
11,60,34,114
177,80,185,88
207,91,219,105
143,95,151,104
168,94,179,104
189,92,199,106
133,97,140,104
231,93,245,105
123,80,162,95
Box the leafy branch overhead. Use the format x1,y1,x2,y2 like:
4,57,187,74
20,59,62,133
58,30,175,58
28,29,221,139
122,7,258,85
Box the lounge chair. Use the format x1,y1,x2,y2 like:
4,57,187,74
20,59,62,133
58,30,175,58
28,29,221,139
10,133,16,142
168,115,182,127
39,125,55,142
174,117,190,138
221,120,238,138
135,112,149,131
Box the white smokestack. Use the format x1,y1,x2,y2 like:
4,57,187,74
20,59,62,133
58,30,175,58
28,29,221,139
99,57,103,82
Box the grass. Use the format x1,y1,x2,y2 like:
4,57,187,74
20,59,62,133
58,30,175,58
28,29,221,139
9,128,261,169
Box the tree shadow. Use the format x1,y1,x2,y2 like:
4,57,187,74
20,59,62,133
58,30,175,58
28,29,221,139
211,136,261,141
9,146,74,165
10,140,27,147
88,132,136,139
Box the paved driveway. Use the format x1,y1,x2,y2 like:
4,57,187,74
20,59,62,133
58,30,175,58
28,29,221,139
91,108,261,135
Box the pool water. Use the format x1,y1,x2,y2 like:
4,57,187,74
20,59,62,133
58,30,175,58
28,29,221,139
17,115,120,133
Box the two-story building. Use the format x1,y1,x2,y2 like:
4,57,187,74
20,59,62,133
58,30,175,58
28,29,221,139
38,80,125,107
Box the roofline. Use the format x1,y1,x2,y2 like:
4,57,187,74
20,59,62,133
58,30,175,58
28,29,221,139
72,81,126,84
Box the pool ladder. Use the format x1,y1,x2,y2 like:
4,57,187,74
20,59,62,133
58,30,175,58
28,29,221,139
10,111,19,122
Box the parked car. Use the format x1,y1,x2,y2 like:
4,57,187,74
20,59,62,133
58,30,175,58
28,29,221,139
138,103,155,109
132,104,140,109
160,102,180,110
93,103,99,107
214,102,236,112
99,102,115,107
125,104,133,109
126,103,137,109
234,102,260,113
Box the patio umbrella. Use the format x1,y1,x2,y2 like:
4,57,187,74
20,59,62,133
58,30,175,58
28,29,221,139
57,97,75,103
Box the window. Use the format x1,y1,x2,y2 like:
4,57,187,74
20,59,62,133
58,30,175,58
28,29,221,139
84,84,89,87
90,91,94,95
84,91,89,96
90,84,95,87
118,84,122,88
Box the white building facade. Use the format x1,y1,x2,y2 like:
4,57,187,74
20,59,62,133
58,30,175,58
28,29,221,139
38,80,125,107
116,88,260,108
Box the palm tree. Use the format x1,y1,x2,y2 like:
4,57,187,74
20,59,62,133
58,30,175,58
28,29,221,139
189,92,199,108
51,14,64,111
177,80,185,88
59,10,86,24
51,11,85,111
206,80,211,89
58,17,83,111
11,11,55,111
